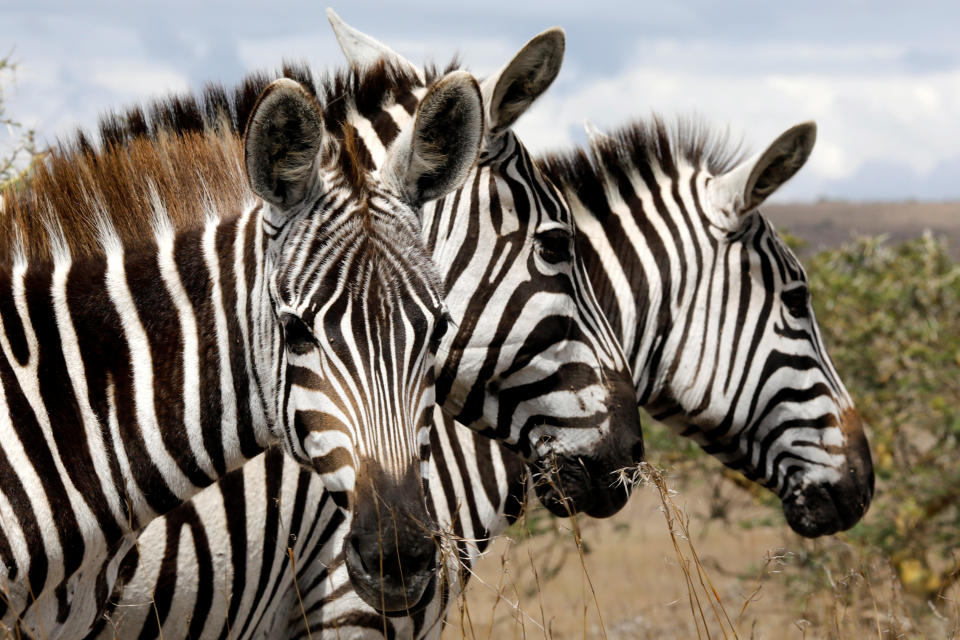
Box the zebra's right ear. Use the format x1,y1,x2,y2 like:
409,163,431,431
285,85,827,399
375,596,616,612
244,78,324,210
383,71,484,208
709,122,816,221
480,28,565,137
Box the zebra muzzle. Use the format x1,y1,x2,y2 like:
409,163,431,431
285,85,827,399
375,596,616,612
530,452,634,519
780,409,874,537
343,462,439,613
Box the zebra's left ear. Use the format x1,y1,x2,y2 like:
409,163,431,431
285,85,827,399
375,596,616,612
244,78,324,210
327,8,425,82
383,71,484,208
710,121,816,220
480,28,565,137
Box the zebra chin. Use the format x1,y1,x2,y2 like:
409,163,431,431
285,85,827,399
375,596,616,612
780,410,875,537
344,543,437,615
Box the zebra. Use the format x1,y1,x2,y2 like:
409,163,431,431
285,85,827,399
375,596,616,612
88,16,875,640
543,118,874,537
89,25,578,638
2,35,645,637
0,68,487,636
329,10,872,535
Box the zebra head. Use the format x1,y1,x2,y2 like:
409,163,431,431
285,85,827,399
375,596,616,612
328,13,644,520
620,122,874,536
244,75,484,612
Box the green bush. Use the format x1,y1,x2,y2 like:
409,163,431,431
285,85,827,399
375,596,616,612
0,55,40,189
808,232,960,599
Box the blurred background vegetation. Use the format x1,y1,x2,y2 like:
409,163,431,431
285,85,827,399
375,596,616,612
0,55,42,189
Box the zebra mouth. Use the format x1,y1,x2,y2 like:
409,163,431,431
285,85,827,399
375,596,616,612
344,535,436,614
530,454,632,519
780,475,873,537
780,418,874,538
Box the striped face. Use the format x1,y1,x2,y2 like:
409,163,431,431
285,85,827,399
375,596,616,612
647,202,872,530
266,181,445,506
425,131,643,518
577,122,873,536
327,19,644,519
246,74,483,612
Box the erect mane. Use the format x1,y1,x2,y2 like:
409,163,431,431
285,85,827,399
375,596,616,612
0,59,458,268
537,117,746,219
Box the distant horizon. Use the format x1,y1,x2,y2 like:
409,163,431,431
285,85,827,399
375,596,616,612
3,2,959,202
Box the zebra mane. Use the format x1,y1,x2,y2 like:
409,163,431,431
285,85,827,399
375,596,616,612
537,117,746,218
0,59,457,268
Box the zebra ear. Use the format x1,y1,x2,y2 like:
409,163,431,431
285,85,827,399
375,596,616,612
384,71,483,208
480,28,565,136
710,121,816,220
326,8,425,82
244,78,324,210
584,120,612,147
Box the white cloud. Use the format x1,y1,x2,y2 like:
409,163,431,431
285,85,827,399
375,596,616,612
513,39,960,200
90,65,190,97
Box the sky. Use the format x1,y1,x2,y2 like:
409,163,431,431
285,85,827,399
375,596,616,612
2,1,958,201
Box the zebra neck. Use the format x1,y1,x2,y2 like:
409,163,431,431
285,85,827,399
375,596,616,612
569,180,682,406
0,207,277,541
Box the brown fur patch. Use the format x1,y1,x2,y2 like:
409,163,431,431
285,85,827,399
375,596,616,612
0,58,459,267
0,129,245,266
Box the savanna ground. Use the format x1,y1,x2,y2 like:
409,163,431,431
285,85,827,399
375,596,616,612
443,203,960,640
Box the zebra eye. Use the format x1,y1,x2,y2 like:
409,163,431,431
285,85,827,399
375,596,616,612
281,313,318,355
535,228,573,264
781,286,809,318
431,314,449,347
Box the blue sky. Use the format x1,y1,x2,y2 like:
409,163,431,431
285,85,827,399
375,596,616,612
2,1,958,201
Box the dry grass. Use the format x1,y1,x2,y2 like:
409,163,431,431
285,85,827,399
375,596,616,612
442,458,960,640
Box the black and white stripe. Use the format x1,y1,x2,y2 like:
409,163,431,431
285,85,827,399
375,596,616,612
89,23,873,640
0,69,484,637
92,408,525,639
83,27,647,638
542,118,874,536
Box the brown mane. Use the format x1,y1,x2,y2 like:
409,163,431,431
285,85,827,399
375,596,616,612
0,59,456,267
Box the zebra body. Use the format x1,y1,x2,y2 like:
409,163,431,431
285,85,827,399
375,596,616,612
0,205,277,637
0,68,487,636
